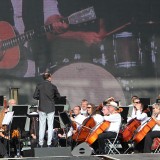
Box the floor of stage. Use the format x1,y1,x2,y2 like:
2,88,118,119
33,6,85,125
3,153,160,160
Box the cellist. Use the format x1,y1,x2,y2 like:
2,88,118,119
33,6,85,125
130,98,149,153
65,106,86,149
85,103,104,153
97,101,122,154
143,103,160,153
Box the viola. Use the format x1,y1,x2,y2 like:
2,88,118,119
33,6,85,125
85,120,110,145
121,118,141,142
133,118,156,143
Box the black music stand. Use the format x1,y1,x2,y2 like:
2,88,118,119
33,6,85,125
59,112,72,146
55,96,66,105
120,106,129,123
0,95,3,106
140,98,151,116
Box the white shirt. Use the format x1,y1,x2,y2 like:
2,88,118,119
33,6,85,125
103,113,121,133
152,114,160,131
67,114,86,137
131,110,149,131
92,114,104,130
80,108,87,117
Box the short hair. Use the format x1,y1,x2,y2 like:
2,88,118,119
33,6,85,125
131,96,139,103
153,103,160,110
74,105,81,110
42,72,51,80
81,99,88,103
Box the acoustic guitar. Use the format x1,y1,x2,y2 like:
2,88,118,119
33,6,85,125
0,6,96,69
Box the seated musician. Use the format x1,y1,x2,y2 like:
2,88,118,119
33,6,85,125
97,101,122,154
86,103,104,128
130,98,149,153
86,103,105,153
143,103,160,153
60,106,86,149
30,117,39,148
80,99,88,117
127,95,139,120
0,99,10,158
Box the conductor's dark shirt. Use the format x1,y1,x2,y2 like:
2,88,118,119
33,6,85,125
33,80,60,113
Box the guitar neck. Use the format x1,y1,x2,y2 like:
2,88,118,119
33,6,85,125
1,6,96,51
1,24,53,51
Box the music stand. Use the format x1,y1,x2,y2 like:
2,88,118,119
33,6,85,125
140,98,151,116
59,112,72,146
11,105,29,131
55,105,64,116
0,95,3,106
120,106,129,123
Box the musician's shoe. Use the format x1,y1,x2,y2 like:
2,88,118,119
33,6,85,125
38,144,43,148
47,145,53,148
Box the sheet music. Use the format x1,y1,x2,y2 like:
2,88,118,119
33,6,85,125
2,111,14,125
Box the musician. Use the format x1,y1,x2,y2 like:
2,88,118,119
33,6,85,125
30,117,39,148
0,97,9,158
127,97,148,124
86,103,106,153
86,103,104,127
130,98,149,153
45,0,107,70
97,101,121,154
8,99,17,111
143,103,160,153
127,95,139,119
80,99,88,117
60,106,85,149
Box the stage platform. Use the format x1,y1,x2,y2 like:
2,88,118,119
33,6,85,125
3,153,160,160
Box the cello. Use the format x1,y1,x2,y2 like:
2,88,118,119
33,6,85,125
85,120,110,145
121,118,141,142
133,118,156,143
85,107,123,145
121,108,150,142
72,116,96,142
72,103,104,142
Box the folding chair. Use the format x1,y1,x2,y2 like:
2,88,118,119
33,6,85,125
152,138,160,153
104,132,121,154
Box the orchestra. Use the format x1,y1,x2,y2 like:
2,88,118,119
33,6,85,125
1,94,160,158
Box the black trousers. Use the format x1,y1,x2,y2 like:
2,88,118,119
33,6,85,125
0,140,7,157
144,131,160,153
98,131,117,154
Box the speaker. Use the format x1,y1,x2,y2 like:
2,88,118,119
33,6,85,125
71,142,92,156
34,147,72,157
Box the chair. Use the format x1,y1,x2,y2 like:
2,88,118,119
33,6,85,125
104,132,121,154
152,138,160,153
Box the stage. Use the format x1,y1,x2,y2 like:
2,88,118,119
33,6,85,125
4,153,160,160
4,154,160,160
